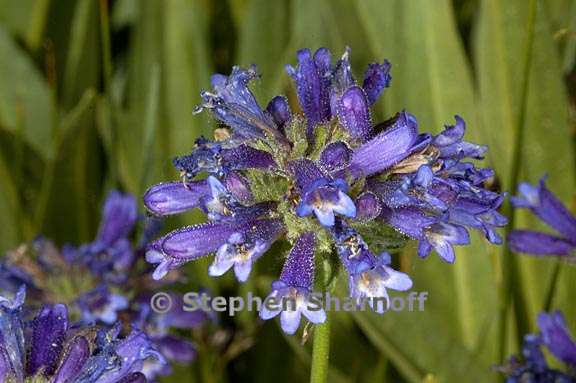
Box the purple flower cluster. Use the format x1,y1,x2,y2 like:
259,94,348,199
0,191,207,380
508,177,576,258
501,311,576,382
0,287,162,382
144,47,506,334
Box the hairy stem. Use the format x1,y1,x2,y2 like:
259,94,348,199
310,313,331,383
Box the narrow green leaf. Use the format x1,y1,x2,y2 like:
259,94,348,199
162,0,212,154
475,0,576,357
62,0,100,109
36,89,101,244
0,26,54,159
235,0,290,103
0,152,20,252
0,0,36,38
25,0,51,51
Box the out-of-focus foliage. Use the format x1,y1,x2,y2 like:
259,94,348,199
0,0,574,382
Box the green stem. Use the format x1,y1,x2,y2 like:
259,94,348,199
498,0,537,363
544,260,562,312
310,314,331,383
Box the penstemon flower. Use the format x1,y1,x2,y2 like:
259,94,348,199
143,47,506,334
0,191,208,380
508,177,576,257
0,287,163,383
500,311,576,382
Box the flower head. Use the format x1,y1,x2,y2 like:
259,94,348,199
508,177,576,257
144,47,505,334
0,287,163,382
500,311,576,382
0,191,205,380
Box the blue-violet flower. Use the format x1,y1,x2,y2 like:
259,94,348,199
143,47,506,334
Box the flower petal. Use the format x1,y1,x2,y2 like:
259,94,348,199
313,208,336,227
382,266,413,291
333,191,357,218
259,290,282,320
280,309,302,335
302,301,326,324
233,260,253,283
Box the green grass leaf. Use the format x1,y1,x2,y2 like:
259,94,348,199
474,0,576,357
0,152,20,252
0,26,55,160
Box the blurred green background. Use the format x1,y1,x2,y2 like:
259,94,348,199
0,0,575,382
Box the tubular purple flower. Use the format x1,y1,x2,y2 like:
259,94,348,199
362,60,391,105
116,372,148,383
146,222,238,280
331,48,354,96
508,231,574,256
286,48,331,135
380,207,469,263
224,171,254,204
266,95,292,132
154,336,197,364
259,233,326,334
0,286,25,382
289,159,325,190
27,304,69,376
52,336,90,383
144,181,210,216
319,141,352,173
208,219,284,282
512,178,576,241
96,191,138,247
355,192,382,221
220,144,276,171
433,116,487,160
198,66,272,140
99,329,164,383
537,311,576,366
508,177,576,257
336,86,372,141
349,111,419,177
448,194,508,244
416,222,470,263
348,252,412,313
296,178,357,227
